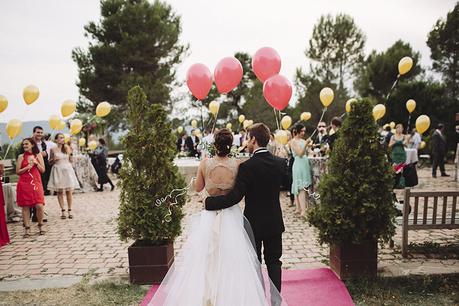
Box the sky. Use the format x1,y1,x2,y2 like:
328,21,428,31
0,0,456,123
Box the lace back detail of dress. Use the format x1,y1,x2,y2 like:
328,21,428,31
204,158,238,193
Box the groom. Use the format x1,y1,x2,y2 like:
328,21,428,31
205,123,287,292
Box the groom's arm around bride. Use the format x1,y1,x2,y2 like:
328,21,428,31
205,123,287,292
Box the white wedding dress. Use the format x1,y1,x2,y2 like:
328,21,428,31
149,158,286,306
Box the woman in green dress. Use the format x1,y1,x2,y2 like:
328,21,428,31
389,124,409,188
290,124,313,217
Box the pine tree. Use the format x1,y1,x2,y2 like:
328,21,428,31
118,86,186,243
308,99,396,245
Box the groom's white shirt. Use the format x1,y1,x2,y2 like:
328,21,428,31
252,147,268,155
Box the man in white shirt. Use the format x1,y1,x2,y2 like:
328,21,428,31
409,128,422,149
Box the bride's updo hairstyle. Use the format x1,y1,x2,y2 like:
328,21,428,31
214,128,233,157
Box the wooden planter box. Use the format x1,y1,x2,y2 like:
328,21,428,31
330,240,377,279
128,240,174,284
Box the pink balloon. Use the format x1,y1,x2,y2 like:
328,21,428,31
263,75,292,111
214,57,243,94
252,47,281,82
186,63,213,100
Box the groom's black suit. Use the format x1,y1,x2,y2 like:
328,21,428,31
205,148,286,291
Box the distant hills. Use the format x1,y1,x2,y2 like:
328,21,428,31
0,121,70,145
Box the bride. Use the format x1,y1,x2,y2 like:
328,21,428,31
149,128,286,306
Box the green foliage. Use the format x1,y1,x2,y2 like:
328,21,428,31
427,3,459,100
117,86,186,243
306,14,366,90
308,99,396,245
354,40,422,103
72,0,188,131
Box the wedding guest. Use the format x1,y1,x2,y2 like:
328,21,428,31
94,138,115,191
327,117,342,151
290,124,313,217
16,138,46,236
17,127,49,219
286,131,295,206
176,132,188,153
48,133,80,219
431,123,449,178
314,121,329,145
408,128,422,149
0,163,10,246
267,132,276,154
389,124,409,188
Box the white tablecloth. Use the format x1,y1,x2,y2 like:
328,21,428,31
72,154,99,192
405,148,418,164
3,183,21,222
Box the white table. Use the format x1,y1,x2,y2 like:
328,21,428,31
405,148,418,164
2,183,21,222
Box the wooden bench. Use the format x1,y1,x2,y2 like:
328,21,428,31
402,188,459,258
1,159,15,174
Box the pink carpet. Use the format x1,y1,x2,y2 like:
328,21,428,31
140,268,354,306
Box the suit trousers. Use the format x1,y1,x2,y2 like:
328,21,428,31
432,153,446,175
255,233,282,292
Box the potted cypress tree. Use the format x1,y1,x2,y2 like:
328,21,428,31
308,99,397,279
118,86,186,284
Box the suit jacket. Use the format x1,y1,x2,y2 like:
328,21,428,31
205,150,287,238
431,130,447,156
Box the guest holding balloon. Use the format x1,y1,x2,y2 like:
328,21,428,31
389,124,409,188
290,124,313,217
16,138,46,236
93,138,115,191
48,133,80,219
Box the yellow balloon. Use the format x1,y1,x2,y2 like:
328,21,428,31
406,99,416,113
23,85,39,105
248,120,253,127
64,133,71,144
274,130,288,145
49,114,60,130
372,104,386,121
300,112,311,121
177,126,183,133
193,128,201,136
389,121,395,129
398,57,413,75
88,140,98,151
345,98,357,113
61,99,76,117
5,119,22,139
419,141,426,149
70,119,83,135
226,123,232,130
319,87,334,107
415,115,430,134
209,101,220,116
56,120,66,131
0,95,8,113
96,101,111,117
79,138,86,147
191,119,198,128
238,114,245,123
243,120,250,129
281,116,292,130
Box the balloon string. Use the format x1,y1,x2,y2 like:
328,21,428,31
273,108,280,130
385,75,400,105
28,171,38,191
310,107,327,139
407,114,411,133
2,138,16,160
211,105,220,134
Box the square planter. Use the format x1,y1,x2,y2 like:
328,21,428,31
128,240,174,284
330,240,377,279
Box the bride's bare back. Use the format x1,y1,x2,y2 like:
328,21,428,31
195,157,239,196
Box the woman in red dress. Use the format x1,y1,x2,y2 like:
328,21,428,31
16,138,46,237
0,163,10,247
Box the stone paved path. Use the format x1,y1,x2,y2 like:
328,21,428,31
0,165,458,285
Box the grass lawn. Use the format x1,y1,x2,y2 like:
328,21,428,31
0,274,458,305
347,273,459,306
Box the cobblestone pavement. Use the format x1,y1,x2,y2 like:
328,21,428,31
0,165,458,284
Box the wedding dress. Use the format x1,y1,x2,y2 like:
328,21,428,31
149,158,286,306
